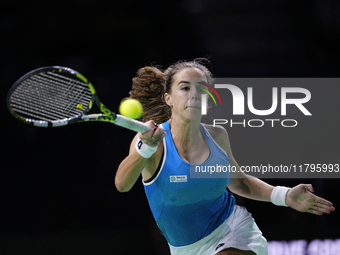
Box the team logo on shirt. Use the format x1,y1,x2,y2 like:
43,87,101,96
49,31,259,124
170,175,187,183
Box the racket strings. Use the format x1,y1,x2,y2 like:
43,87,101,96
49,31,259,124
12,79,86,115
43,72,91,114
37,72,92,108
9,71,92,122
11,88,79,121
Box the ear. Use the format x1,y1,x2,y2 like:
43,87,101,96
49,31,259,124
164,93,172,107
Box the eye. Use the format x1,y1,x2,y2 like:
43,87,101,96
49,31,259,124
182,86,190,91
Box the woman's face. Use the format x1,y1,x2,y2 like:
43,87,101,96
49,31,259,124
165,67,208,121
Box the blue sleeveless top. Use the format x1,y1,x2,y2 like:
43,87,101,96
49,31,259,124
143,120,235,247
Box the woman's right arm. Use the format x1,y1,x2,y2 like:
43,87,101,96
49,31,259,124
115,121,165,192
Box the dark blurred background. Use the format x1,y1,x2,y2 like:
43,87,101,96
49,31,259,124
1,0,339,254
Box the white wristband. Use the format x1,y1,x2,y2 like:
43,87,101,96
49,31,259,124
135,137,157,158
271,186,290,207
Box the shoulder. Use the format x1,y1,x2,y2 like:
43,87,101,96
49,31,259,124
202,123,229,142
202,123,232,155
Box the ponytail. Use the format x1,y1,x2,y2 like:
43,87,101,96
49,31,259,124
129,67,171,124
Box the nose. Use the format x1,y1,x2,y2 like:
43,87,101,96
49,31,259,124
190,86,200,100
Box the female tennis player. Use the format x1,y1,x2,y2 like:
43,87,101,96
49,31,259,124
115,59,335,255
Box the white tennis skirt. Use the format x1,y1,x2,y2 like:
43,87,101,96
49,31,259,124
169,205,268,255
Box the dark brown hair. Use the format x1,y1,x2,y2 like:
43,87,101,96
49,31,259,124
129,59,213,124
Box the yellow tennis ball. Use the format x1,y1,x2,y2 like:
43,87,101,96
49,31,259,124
119,99,143,119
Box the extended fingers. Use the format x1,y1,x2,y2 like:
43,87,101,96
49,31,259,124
307,198,335,215
313,199,335,213
307,208,323,215
289,184,335,215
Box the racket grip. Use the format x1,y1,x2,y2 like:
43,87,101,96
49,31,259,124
114,114,152,133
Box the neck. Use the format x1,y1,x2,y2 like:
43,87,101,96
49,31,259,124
169,116,202,159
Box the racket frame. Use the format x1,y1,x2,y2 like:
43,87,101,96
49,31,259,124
7,66,151,133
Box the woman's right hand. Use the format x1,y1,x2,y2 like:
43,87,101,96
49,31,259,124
139,120,166,147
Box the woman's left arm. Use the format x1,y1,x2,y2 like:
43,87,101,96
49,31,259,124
212,125,335,215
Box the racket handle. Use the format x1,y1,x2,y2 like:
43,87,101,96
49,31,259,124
114,114,152,133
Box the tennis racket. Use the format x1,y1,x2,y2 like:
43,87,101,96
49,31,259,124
6,66,151,133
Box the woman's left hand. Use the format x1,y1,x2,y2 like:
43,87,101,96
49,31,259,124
286,184,335,215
